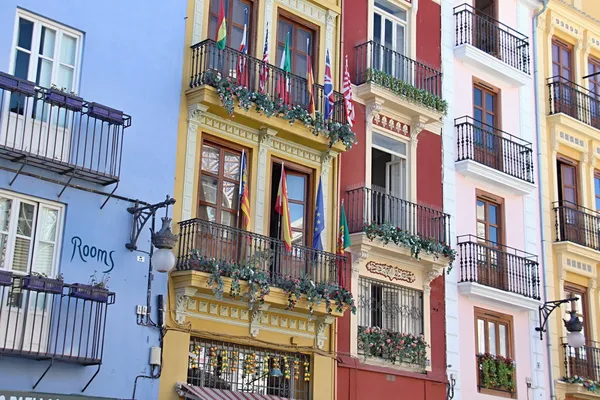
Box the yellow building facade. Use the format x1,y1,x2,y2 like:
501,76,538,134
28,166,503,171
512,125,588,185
159,0,354,398
537,1,600,398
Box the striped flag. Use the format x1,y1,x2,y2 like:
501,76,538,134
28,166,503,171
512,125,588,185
239,150,250,231
343,55,355,127
277,33,292,104
337,200,351,286
216,0,227,50
236,9,249,87
275,163,293,252
324,49,334,121
259,25,270,94
306,39,316,116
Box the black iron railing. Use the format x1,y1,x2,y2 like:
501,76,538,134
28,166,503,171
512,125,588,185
457,235,540,299
563,342,600,382
548,76,600,130
345,186,450,244
554,201,600,250
354,41,442,97
189,39,346,124
0,71,130,186
454,4,530,74
176,218,348,287
187,337,310,399
455,116,534,183
0,275,114,364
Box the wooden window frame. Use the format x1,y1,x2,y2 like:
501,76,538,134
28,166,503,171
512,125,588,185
208,0,257,52
588,56,600,98
564,282,591,341
475,189,505,245
552,37,574,82
595,170,600,211
473,79,501,130
557,157,579,206
474,307,516,398
276,9,319,77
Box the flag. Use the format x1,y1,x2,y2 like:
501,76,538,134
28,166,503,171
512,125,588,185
312,177,324,250
236,9,249,87
324,49,335,121
343,55,355,127
337,200,351,286
259,25,270,94
239,150,250,231
216,0,227,50
275,163,293,252
307,39,316,116
277,33,292,104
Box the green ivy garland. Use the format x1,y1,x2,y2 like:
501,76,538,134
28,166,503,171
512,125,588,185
189,252,356,315
562,375,600,393
364,69,448,115
478,353,515,392
202,70,357,150
357,326,429,368
363,223,456,270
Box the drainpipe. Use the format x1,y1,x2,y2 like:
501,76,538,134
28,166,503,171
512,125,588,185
532,0,552,398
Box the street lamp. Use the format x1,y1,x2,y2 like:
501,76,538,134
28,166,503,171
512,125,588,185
151,217,178,273
535,297,585,348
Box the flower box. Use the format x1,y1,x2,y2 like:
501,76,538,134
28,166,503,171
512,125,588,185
22,275,64,294
87,102,124,125
0,72,36,97
0,270,13,286
44,88,84,112
69,283,110,303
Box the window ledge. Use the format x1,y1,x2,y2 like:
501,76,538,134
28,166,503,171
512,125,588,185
454,44,531,88
458,282,540,311
556,380,600,399
360,356,430,373
455,159,536,195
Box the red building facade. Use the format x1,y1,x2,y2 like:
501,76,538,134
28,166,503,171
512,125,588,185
337,0,449,398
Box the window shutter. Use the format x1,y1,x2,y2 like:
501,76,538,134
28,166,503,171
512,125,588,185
31,205,60,277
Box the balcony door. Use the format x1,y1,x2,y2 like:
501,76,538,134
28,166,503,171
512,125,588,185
372,0,407,81
552,38,577,118
476,193,506,290
474,0,498,56
473,83,502,171
557,159,582,245
564,284,595,380
588,57,600,128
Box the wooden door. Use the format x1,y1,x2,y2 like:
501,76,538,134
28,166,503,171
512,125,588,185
476,194,506,290
557,161,581,245
474,0,498,55
552,39,576,118
473,84,502,171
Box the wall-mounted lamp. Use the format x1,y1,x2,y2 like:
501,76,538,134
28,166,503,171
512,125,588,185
447,373,456,400
535,297,585,348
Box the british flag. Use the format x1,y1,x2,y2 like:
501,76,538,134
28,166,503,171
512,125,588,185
324,49,334,121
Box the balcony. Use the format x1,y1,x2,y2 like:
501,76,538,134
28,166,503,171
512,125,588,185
0,71,130,186
548,76,600,134
352,41,445,122
553,201,600,270
455,116,535,195
454,4,530,87
187,39,347,150
457,235,540,310
561,342,600,398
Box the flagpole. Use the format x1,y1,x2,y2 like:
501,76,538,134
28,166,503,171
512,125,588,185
277,162,283,242
237,149,245,224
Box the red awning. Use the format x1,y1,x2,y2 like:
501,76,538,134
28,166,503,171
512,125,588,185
176,383,287,400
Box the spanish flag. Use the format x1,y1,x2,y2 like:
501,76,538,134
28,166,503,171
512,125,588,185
306,39,316,117
275,163,293,252
239,150,250,230
216,0,227,50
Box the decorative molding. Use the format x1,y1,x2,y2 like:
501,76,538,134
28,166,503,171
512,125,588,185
566,257,593,274
558,130,586,149
350,249,369,277
175,287,199,324
423,267,443,295
250,304,270,337
365,261,416,283
276,0,328,24
325,10,338,66
410,118,426,138
553,15,582,39
181,104,209,221
366,102,383,128
455,159,536,195
372,114,410,137
457,282,540,311
270,137,322,165
315,316,335,349
199,113,260,142
321,150,334,176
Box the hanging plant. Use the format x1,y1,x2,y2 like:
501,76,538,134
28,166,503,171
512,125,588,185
561,376,600,393
357,326,429,368
478,353,515,393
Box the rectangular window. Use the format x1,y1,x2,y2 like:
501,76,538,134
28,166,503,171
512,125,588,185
357,276,423,335
372,0,407,79
564,283,589,343
276,15,316,77
595,172,600,211
476,193,502,245
208,0,254,51
552,38,573,81
557,159,578,205
472,82,502,170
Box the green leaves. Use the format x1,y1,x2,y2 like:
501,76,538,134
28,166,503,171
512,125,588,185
478,353,515,392
357,326,429,368
562,376,600,393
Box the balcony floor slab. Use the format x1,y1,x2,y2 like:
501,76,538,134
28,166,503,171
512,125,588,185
458,281,540,311
455,159,536,195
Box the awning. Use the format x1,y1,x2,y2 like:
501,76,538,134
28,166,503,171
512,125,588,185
176,383,287,400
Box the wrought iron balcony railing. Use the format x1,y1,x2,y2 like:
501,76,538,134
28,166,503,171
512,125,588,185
0,71,130,186
548,76,600,130
354,40,442,98
553,201,600,251
189,39,346,125
563,342,600,382
0,274,114,365
345,186,450,244
457,235,540,299
176,218,348,288
454,4,530,74
455,116,534,183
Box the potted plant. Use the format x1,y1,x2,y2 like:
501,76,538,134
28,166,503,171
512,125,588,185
87,102,124,125
0,71,36,96
0,270,12,286
22,272,64,294
45,85,84,112
70,271,110,302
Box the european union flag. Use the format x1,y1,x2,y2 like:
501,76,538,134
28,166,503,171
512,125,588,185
312,177,324,250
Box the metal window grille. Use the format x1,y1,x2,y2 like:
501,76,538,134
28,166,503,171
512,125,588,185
357,276,423,335
188,338,311,399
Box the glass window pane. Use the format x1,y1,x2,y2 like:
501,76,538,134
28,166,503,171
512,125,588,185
488,322,497,355
12,237,31,272
60,34,77,65
489,227,498,244
36,58,53,87
477,319,485,354
17,18,34,50
231,26,243,50
373,14,381,43
292,231,303,245
499,324,507,357
396,25,405,55
223,152,240,180
485,93,494,112
39,27,56,58
201,145,220,173
488,204,497,224
198,205,217,222
477,222,485,239
552,44,558,62
375,0,407,20
296,29,311,52
57,65,74,91
221,211,236,227
474,88,482,107
278,20,292,43
384,19,393,48
32,242,54,276
562,49,570,67
295,54,307,77
474,109,483,123
200,175,218,204
13,50,30,80
17,203,35,237
286,175,305,201
0,198,12,232
372,132,406,155
0,233,8,269
221,181,240,209
38,207,58,242
563,167,574,185
232,0,249,26
289,203,304,229
477,200,485,220
485,113,494,127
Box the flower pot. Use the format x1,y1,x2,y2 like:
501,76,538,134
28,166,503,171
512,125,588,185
0,270,13,286
69,283,110,303
88,102,124,125
22,275,64,294
0,72,36,97
45,88,84,112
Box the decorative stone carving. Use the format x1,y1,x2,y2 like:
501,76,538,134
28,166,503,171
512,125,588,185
175,287,199,324
365,261,416,283
258,127,276,155
250,304,270,337
350,249,369,277
366,102,382,128
188,103,208,122
423,267,443,295
315,316,335,350
321,150,334,177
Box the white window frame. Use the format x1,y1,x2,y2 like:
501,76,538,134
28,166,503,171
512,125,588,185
369,130,412,201
373,0,408,56
0,189,65,279
8,8,83,92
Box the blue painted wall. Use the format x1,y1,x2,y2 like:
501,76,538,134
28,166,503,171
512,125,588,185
0,1,186,399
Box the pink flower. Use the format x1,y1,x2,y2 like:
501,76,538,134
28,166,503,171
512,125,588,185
386,339,391,344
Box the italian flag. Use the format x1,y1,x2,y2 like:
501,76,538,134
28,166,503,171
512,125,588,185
216,0,227,50
277,33,291,103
